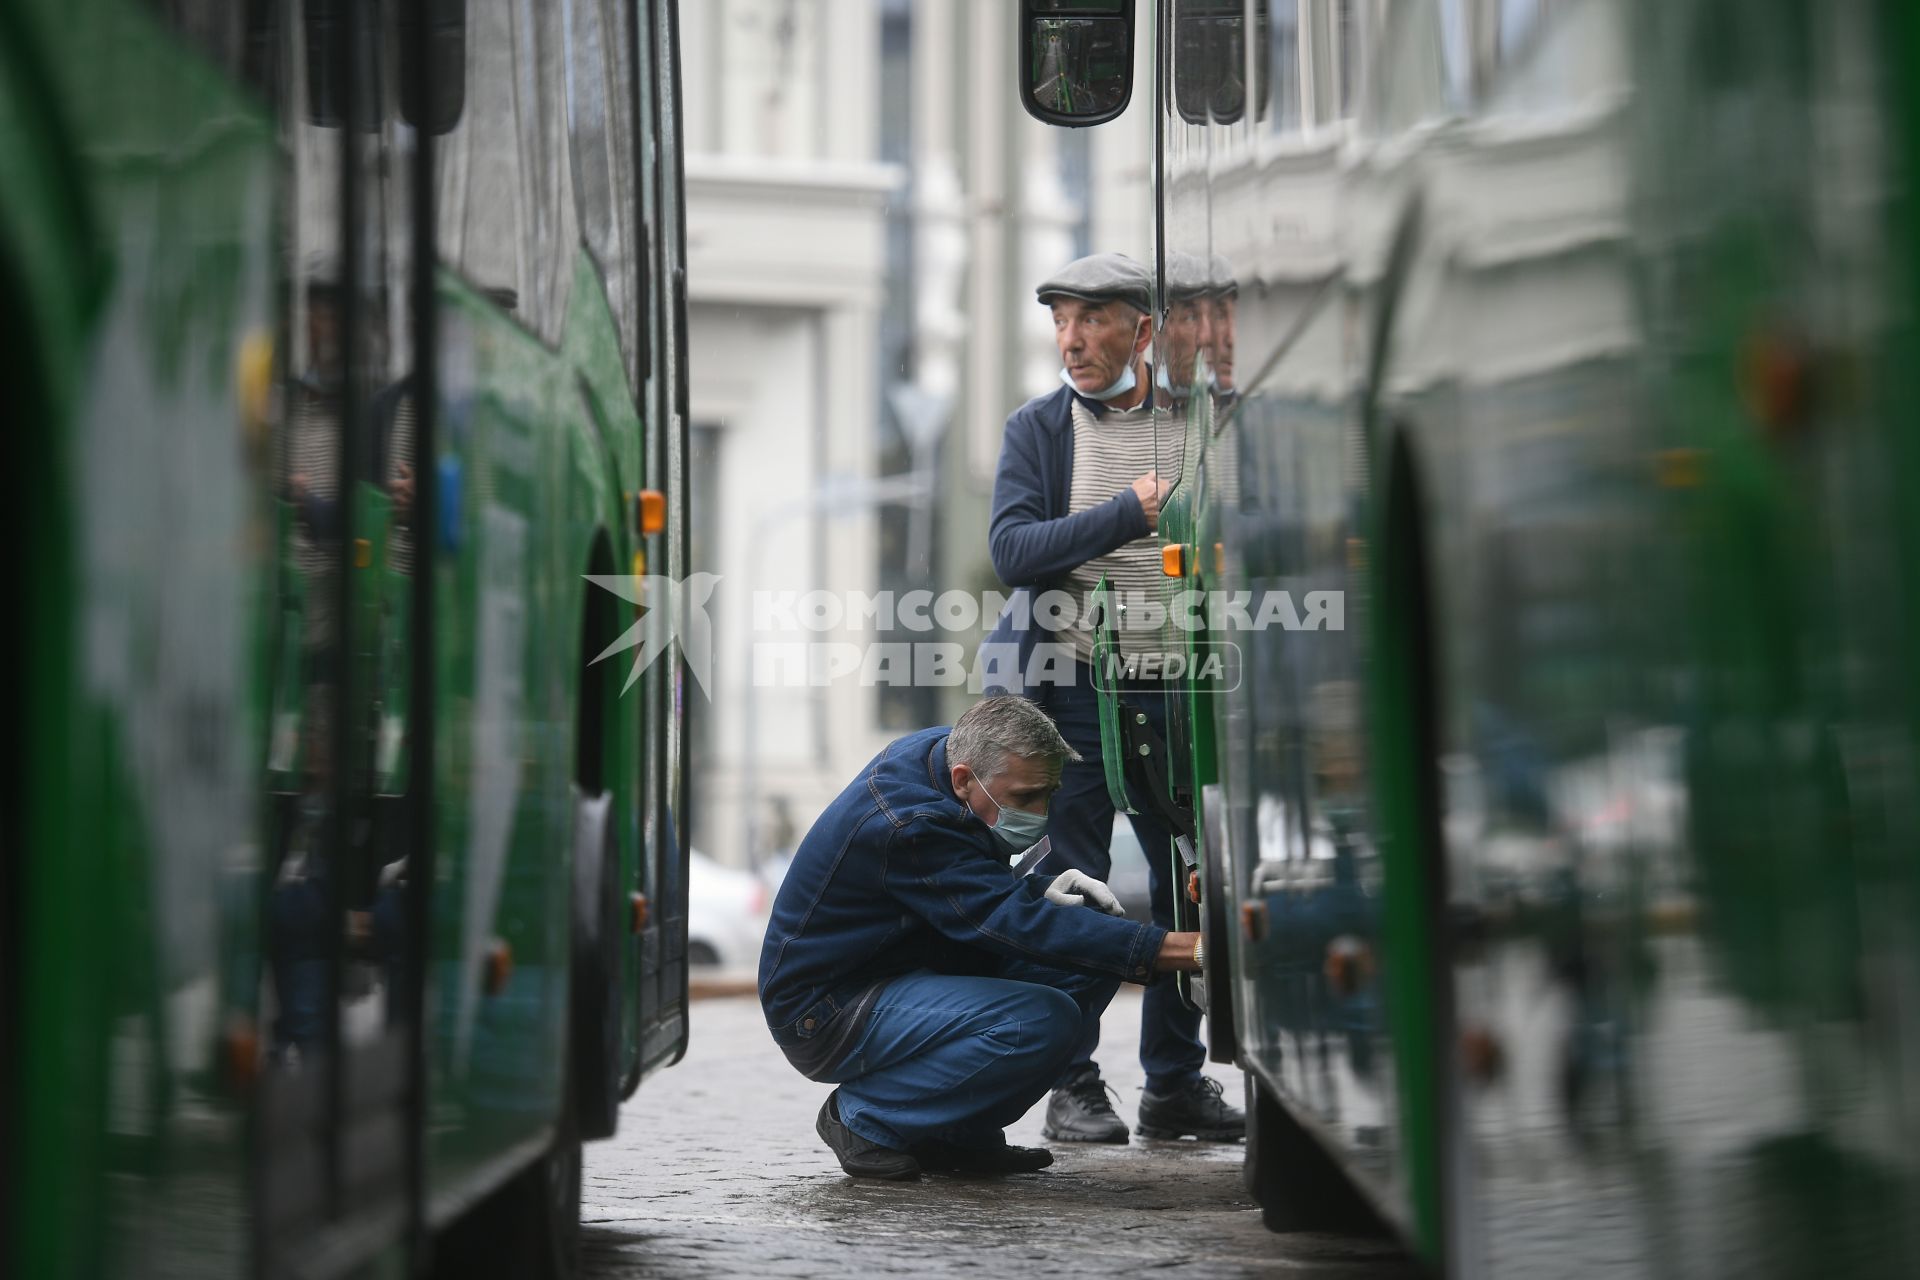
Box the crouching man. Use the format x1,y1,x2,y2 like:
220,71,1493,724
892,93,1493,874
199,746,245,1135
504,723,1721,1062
758,695,1202,1179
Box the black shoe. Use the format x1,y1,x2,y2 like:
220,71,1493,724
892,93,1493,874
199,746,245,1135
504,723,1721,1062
815,1091,921,1180
1135,1075,1246,1141
911,1138,1054,1175
1041,1069,1130,1144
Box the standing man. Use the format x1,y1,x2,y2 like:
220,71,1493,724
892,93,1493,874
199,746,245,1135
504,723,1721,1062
1207,253,1239,405
1157,250,1215,407
980,252,1245,1144
758,696,1204,1180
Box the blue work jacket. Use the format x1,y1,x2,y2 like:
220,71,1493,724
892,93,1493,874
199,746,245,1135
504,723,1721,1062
979,383,1154,701
758,725,1169,1079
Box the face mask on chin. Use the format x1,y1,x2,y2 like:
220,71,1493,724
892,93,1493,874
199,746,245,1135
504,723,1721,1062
1157,362,1214,397
1061,362,1137,402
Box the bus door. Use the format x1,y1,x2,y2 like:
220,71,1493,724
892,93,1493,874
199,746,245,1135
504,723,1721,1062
630,0,693,1079
254,3,442,1271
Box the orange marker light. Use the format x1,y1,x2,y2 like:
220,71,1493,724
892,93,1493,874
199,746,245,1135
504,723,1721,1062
1323,935,1374,997
1213,541,1225,578
630,891,650,934
1161,542,1186,578
1654,448,1706,489
637,489,667,536
354,537,372,569
1241,901,1268,943
222,1016,261,1096
483,939,513,995
1740,325,1811,436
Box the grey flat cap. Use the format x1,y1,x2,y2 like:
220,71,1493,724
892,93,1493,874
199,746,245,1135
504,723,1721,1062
1209,253,1240,297
1165,250,1213,302
1036,252,1152,314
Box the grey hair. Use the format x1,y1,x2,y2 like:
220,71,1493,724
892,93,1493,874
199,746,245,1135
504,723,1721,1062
948,695,1083,779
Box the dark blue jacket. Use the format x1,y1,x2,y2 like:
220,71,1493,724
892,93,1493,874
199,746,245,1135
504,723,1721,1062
758,726,1169,1079
979,384,1153,699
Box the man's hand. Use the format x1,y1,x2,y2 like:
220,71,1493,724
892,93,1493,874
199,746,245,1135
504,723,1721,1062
1130,471,1171,530
1046,869,1126,917
1157,931,1202,973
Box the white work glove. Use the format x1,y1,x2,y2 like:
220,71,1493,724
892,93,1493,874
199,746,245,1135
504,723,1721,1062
1046,869,1126,917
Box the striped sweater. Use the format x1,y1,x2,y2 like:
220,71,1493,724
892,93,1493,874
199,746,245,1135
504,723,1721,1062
1062,398,1185,665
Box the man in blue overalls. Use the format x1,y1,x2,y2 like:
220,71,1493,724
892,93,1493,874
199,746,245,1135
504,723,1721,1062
759,695,1203,1179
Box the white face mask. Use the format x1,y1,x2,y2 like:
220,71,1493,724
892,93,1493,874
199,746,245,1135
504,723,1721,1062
1157,360,1215,398
1061,363,1137,401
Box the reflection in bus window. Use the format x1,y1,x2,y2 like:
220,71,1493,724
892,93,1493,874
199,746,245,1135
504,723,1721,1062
399,0,468,133
437,0,577,339
1173,1,1270,126
566,0,647,394
1267,0,1302,134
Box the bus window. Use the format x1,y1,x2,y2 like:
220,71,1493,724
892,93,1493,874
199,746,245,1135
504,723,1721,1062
1173,0,1269,126
1267,0,1303,133
143,0,279,107
1020,0,1136,127
298,0,464,135
303,0,378,131
566,0,648,396
399,0,467,134
436,0,578,341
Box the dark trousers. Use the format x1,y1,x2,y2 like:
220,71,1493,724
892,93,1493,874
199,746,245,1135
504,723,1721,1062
1042,668,1206,1093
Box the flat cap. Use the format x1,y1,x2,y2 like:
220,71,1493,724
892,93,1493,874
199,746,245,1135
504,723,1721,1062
1209,253,1240,297
1165,250,1214,302
1036,252,1152,314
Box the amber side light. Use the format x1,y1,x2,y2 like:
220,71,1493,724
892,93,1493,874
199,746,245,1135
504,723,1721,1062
483,939,513,995
637,489,667,536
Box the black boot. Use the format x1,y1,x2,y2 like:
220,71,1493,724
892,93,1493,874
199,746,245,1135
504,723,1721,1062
1135,1075,1246,1141
815,1091,921,1179
1041,1068,1130,1144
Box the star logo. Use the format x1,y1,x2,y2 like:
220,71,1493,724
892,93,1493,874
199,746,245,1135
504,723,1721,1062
581,572,721,696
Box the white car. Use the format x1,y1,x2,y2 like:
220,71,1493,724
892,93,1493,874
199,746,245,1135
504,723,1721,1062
687,850,771,969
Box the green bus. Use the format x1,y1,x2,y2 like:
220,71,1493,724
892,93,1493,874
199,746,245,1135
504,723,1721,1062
1024,0,1920,1274
4,2,692,1276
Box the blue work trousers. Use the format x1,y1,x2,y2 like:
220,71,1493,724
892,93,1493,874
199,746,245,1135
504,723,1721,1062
1042,669,1206,1093
826,958,1120,1151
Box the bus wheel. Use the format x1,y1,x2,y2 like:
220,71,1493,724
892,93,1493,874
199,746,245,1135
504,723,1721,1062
1244,1074,1385,1236
571,786,623,1141
1200,784,1239,1063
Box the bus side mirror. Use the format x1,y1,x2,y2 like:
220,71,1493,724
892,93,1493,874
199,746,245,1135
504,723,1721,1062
1019,0,1136,127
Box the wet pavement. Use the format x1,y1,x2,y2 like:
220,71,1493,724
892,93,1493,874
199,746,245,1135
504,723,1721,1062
582,989,1417,1278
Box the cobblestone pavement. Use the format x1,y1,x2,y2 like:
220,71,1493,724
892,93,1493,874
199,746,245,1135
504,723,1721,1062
582,989,1418,1279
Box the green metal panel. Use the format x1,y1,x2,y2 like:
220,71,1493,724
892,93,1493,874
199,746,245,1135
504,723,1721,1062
6,3,688,1272
9,2,275,1275
1089,575,1136,813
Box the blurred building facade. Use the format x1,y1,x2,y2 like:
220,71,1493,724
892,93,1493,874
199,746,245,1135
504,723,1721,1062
682,0,1158,869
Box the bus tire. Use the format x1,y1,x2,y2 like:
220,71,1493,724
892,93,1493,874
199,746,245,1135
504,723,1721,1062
1244,1074,1386,1236
571,786,622,1142
1200,784,1238,1063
